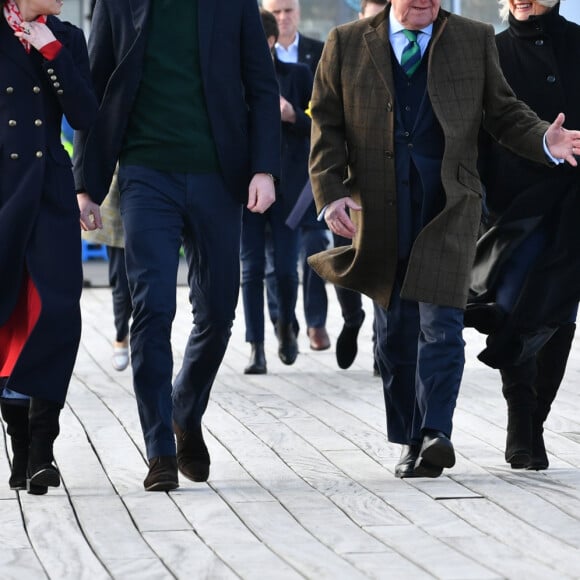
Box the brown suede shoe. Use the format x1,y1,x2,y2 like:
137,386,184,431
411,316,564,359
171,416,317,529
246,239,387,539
307,327,330,351
173,422,210,482
143,456,179,492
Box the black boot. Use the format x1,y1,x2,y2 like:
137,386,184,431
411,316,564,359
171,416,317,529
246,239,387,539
27,397,63,494
277,323,298,365
1,400,30,490
528,323,576,471
244,342,267,374
501,362,535,469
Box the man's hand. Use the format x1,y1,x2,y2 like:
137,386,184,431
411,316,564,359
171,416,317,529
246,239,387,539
324,197,362,239
77,192,103,231
247,173,276,213
280,96,296,124
546,113,580,167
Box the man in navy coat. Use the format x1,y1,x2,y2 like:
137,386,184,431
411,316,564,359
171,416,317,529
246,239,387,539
73,0,281,491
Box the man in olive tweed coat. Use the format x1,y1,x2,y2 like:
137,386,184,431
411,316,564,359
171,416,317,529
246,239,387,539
308,0,580,478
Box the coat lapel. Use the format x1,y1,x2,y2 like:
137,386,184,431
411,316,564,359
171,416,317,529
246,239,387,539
0,14,38,81
363,10,395,100
128,0,150,33
198,0,215,80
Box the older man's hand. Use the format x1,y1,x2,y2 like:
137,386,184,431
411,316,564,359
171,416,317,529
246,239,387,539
324,197,362,239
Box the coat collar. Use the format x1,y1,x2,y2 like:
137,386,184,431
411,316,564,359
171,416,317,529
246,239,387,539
363,6,449,95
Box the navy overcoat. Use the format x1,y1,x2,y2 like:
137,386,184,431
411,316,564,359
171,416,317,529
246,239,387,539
0,15,97,403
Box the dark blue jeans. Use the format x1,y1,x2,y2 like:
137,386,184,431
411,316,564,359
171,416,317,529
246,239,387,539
241,202,299,343
374,276,465,445
107,246,131,343
118,165,242,459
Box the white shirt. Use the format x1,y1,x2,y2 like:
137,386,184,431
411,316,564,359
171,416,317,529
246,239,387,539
275,32,300,64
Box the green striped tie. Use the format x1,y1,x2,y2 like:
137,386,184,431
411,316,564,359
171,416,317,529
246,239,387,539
401,29,421,77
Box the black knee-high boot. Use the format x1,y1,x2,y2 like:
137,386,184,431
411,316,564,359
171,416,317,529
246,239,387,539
501,360,536,469
529,323,576,470
1,400,30,490
27,397,63,494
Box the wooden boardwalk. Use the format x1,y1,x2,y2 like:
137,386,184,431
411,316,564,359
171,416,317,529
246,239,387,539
1,286,580,579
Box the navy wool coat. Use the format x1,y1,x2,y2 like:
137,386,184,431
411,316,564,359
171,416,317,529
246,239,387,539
0,15,97,402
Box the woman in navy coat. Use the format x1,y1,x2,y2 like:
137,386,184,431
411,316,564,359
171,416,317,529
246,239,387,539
0,0,98,494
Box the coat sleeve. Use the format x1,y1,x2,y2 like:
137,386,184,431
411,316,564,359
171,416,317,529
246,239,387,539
309,27,350,213
239,0,281,180
42,26,98,130
481,25,549,164
72,0,115,193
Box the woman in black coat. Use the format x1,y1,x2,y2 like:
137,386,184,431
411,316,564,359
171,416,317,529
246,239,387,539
467,0,580,470
0,0,98,494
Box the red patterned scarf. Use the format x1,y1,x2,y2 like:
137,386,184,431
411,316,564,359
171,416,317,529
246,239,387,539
3,0,47,53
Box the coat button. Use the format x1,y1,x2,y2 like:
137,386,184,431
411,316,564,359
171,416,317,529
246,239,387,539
6,86,14,94
47,68,54,74
384,150,394,159
57,89,64,95
535,39,544,46
53,82,61,88
34,119,43,126
8,120,17,127
546,75,556,83
36,151,43,158
10,153,19,160
50,75,57,81
33,86,41,93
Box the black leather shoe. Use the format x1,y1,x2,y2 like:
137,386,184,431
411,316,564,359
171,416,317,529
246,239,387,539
174,422,210,482
336,312,365,369
278,323,299,365
143,456,179,492
244,342,267,374
464,302,506,335
414,430,455,478
395,444,420,478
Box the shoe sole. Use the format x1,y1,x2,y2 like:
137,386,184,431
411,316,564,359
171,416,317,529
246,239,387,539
144,480,179,492
29,468,60,488
414,438,455,477
178,463,210,483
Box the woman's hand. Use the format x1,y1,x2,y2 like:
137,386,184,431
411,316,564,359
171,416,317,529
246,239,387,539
77,193,103,231
15,21,57,52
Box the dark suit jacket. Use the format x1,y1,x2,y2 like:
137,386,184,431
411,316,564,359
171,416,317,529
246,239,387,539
308,7,550,309
275,58,312,217
73,0,281,205
298,33,324,76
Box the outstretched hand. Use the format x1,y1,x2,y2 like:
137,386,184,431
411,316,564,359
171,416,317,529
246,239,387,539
324,197,362,239
545,113,580,167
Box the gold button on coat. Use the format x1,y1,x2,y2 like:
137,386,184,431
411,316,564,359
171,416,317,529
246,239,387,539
8,120,17,127
10,153,19,160
34,119,43,126
6,87,14,94
33,86,40,93
36,151,43,158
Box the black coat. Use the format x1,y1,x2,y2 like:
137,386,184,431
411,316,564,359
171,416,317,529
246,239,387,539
73,0,281,205
275,58,312,217
0,15,97,402
471,5,580,367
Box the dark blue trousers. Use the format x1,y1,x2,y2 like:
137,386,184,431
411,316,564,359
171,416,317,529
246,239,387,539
374,276,465,445
241,202,299,343
118,165,242,459
106,246,131,343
